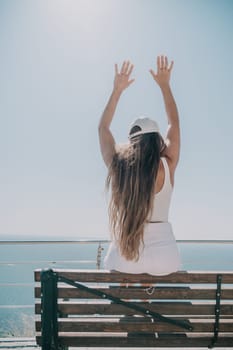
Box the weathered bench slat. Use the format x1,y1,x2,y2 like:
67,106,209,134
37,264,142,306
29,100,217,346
35,301,233,316
35,286,233,299
34,269,233,283
58,302,233,316
35,319,233,332
35,334,233,347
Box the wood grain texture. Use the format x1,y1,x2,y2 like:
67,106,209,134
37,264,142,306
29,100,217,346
35,269,233,283
34,301,233,316
36,334,233,347
35,319,233,333
35,286,233,299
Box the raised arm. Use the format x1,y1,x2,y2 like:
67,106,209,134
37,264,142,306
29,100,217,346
98,61,135,167
150,55,180,170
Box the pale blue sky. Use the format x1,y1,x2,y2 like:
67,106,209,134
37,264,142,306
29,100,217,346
0,0,232,239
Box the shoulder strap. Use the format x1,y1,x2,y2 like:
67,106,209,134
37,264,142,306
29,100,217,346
161,157,172,187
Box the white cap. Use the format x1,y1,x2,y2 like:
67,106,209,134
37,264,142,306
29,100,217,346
129,117,159,139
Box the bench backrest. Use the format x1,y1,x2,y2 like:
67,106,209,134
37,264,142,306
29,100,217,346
35,269,233,349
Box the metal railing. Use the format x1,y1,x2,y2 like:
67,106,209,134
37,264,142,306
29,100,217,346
0,238,233,339
0,239,108,269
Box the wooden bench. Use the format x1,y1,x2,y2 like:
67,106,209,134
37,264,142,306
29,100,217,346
34,269,233,349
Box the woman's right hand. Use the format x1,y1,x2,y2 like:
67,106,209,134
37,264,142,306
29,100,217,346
149,55,174,88
113,61,135,93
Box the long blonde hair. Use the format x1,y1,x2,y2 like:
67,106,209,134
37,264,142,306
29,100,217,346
106,132,166,261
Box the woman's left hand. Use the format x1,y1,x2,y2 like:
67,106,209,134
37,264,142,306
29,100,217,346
113,61,135,93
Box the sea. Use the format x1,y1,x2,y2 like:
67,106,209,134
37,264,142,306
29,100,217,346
0,235,233,338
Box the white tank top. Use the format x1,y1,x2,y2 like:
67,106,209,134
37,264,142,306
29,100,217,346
148,157,173,222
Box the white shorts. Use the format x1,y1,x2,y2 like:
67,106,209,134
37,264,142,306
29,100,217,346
104,222,181,276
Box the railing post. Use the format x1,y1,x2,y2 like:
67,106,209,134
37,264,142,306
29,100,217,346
96,242,104,269
41,269,58,350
